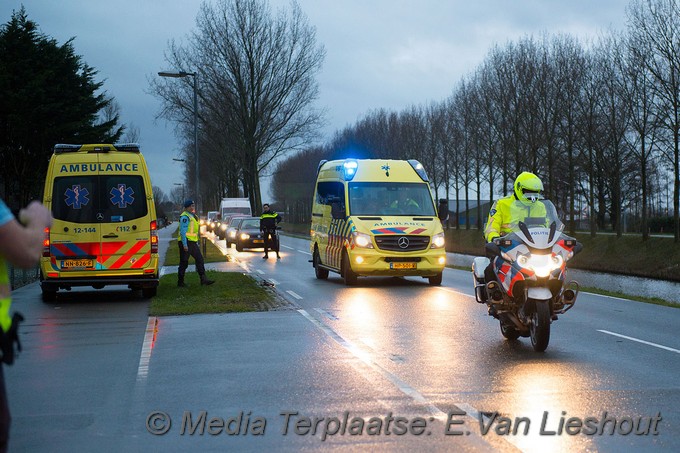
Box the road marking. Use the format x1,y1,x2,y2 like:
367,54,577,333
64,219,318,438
298,250,312,255
269,279,280,285
436,286,475,299
296,309,520,450
256,269,265,275
280,244,294,250
136,317,157,381
286,290,303,300
598,329,680,353
314,307,339,320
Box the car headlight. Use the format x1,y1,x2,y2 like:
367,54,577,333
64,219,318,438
352,231,373,248
517,253,563,278
240,233,250,240
221,224,227,231
229,230,236,237
430,232,445,248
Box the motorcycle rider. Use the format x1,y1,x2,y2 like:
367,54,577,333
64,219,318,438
483,171,546,285
260,203,282,260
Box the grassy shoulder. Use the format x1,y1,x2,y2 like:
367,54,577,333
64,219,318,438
440,228,680,282
150,271,274,316
150,234,281,316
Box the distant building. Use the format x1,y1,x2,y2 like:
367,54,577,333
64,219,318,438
447,199,492,228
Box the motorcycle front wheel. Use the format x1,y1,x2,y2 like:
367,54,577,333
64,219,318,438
530,301,551,352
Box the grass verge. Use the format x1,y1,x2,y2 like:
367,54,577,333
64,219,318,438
150,271,273,316
150,233,281,316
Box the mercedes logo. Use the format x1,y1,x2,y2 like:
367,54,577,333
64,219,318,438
397,236,409,249
96,213,104,221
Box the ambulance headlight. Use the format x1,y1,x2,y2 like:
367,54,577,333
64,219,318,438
430,232,445,248
343,160,358,180
352,232,373,248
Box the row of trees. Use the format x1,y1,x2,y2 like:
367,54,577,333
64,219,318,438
150,0,325,214
272,0,680,241
0,8,127,210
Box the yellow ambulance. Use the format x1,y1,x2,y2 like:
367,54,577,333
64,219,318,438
310,159,448,286
39,143,159,301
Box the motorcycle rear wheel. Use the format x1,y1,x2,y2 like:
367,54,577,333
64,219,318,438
530,301,551,352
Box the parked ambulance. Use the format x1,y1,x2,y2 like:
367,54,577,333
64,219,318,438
40,143,159,301
310,159,448,285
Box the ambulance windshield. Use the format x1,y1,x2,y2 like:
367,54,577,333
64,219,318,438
348,182,436,216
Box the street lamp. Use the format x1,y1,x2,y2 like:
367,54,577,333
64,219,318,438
159,70,199,213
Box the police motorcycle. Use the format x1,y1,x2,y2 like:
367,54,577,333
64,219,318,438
472,199,582,352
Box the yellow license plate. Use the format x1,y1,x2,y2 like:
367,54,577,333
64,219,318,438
61,259,94,269
253,239,264,243
390,262,416,269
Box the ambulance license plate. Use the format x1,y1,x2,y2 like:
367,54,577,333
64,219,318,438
390,262,416,269
61,259,94,269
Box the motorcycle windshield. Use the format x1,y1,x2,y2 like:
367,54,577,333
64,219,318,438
506,199,564,247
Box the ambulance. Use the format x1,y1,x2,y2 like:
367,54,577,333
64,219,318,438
310,158,448,286
39,143,159,301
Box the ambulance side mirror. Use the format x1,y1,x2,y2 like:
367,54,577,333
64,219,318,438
437,198,449,222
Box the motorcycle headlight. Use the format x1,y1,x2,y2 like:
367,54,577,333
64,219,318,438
221,224,227,231
352,232,373,248
517,253,562,278
430,232,445,249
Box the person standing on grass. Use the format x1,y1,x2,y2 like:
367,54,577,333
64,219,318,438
177,199,215,287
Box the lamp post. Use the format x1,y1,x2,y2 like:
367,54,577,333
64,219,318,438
159,70,199,214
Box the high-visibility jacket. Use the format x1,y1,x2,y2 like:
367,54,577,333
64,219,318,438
178,210,199,246
260,211,281,230
484,194,547,242
0,259,11,333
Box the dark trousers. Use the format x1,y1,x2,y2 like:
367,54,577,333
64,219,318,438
0,365,9,453
263,230,279,255
178,240,206,281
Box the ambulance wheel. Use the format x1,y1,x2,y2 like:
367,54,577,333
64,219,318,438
142,287,157,298
342,252,357,286
41,288,57,303
428,272,443,286
313,249,329,279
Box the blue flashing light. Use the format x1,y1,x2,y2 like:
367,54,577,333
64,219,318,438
343,160,358,180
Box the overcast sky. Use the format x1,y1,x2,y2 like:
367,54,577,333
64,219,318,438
1,0,629,203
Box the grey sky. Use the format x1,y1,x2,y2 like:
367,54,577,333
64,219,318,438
1,0,628,201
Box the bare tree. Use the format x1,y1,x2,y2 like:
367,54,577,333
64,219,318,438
151,0,325,214
628,0,680,241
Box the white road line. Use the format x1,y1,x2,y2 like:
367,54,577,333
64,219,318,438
269,279,280,285
598,330,680,353
436,286,475,299
298,250,312,255
136,317,157,381
286,290,303,300
256,269,265,275
280,244,294,250
314,307,339,321
296,309,518,451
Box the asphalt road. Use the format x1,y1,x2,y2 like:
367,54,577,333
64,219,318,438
6,228,680,452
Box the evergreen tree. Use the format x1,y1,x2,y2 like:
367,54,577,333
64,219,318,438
0,7,123,207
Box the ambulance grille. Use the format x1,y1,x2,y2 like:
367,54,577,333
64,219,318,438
374,235,430,252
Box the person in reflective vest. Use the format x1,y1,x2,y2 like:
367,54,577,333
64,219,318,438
0,197,53,451
259,203,282,260
177,199,214,287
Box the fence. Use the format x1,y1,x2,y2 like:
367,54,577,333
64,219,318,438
9,264,40,290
